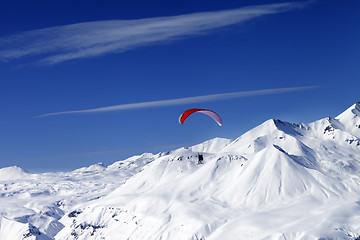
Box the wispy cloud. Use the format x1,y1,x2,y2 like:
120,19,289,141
37,86,318,117
0,2,307,65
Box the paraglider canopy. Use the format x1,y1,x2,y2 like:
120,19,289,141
179,108,222,126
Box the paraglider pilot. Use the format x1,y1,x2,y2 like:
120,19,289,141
198,154,204,164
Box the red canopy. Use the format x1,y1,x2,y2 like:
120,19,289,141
179,108,222,126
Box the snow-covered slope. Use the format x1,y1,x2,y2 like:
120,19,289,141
1,103,360,239
0,154,156,239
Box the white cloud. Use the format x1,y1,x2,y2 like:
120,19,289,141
0,2,307,65
37,86,318,117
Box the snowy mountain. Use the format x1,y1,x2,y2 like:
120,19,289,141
0,154,156,240
1,103,360,239
0,166,29,181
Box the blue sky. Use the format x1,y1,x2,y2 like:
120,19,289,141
0,0,359,172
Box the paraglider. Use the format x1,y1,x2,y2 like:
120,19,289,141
198,154,204,164
178,108,222,126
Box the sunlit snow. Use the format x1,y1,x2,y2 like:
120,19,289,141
1,103,360,239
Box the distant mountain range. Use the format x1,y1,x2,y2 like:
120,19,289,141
1,102,360,240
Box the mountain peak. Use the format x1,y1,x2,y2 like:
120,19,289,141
335,102,360,138
260,119,300,136
73,162,107,173
0,166,29,181
336,102,360,118
190,137,232,153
